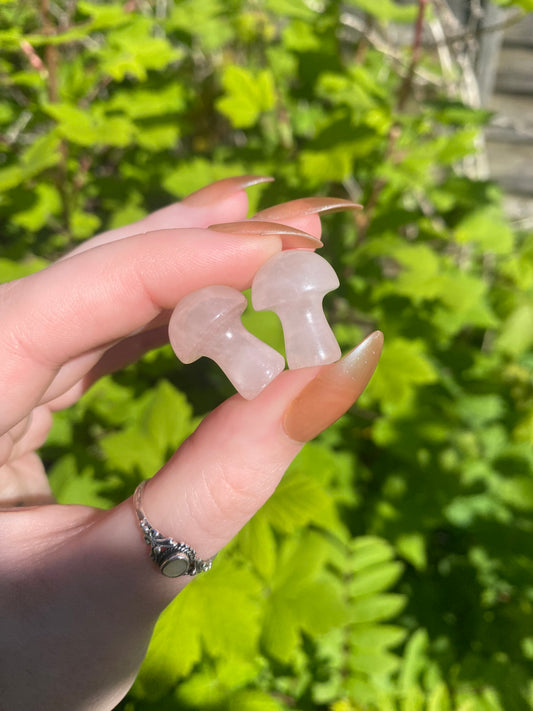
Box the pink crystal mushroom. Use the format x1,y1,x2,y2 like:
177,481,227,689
169,285,285,400
251,251,342,370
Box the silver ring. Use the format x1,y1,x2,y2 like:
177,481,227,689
134,480,215,578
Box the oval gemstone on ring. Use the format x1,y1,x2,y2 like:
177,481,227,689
161,553,190,577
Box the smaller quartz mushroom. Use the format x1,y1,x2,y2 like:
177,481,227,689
251,251,341,370
169,285,285,400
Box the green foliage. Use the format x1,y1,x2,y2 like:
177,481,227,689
2,0,533,709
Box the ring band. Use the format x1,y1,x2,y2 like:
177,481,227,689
134,480,215,578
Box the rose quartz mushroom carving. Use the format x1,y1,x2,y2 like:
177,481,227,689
169,285,285,400
251,251,342,370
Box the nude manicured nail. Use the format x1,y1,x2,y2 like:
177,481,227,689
283,331,384,442
208,220,323,249
254,197,362,220
183,175,274,207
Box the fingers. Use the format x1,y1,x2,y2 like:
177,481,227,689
0,453,53,507
62,175,273,259
0,229,281,433
51,197,360,399
91,332,383,604
19,189,358,416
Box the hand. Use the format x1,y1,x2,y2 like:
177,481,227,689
0,177,382,711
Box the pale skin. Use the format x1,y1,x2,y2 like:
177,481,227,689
0,178,382,711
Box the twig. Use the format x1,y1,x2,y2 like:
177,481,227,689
355,0,429,242
39,0,72,234
39,0,59,102
397,0,428,111
340,12,444,90
425,9,523,48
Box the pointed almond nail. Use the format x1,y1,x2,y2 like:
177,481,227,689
254,197,362,220
283,331,383,442
183,175,274,207
208,220,323,249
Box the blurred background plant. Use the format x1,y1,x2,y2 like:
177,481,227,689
2,0,533,709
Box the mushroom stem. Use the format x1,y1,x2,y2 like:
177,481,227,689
203,323,285,399
275,301,341,370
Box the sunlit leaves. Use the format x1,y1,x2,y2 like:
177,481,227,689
344,0,418,23
261,531,350,663
137,562,263,698
162,157,248,198
366,338,438,415
455,206,515,255
99,380,199,481
168,0,235,51
97,18,183,81
216,66,276,128
4,0,533,708
44,103,136,147
0,132,61,191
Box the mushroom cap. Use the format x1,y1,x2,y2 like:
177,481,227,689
169,285,247,363
251,250,340,311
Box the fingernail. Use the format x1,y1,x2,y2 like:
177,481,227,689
208,220,323,250
283,331,383,442
183,175,274,207
254,197,362,220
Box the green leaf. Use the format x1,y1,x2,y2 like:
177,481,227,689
456,395,505,428
374,243,442,304
261,531,348,662
349,650,401,677
48,455,112,507
0,165,24,192
70,209,101,240
428,682,452,711
350,537,396,573
365,339,438,415
299,145,355,184
168,0,234,51
216,66,276,128
351,624,407,652
237,514,277,581
99,20,183,81
344,0,418,22
351,593,406,624
263,575,348,662
500,475,533,511
398,629,429,692
138,561,262,697
20,131,62,177
396,533,427,571
11,183,61,231
350,561,404,598
260,469,340,534
0,256,48,282
283,20,322,51
0,133,61,192
162,158,248,198
228,689,285,711
107,84,187,119
76,0,129,30
455,206,515,255
99,380,198,479
496,303,533,356
265,0,316,20
44,104,136,147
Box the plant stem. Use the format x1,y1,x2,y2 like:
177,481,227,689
355,0,429,242
39,0,71,237
397,0,428,111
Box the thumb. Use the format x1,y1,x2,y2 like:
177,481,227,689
92,331,384,604
0,333,382,711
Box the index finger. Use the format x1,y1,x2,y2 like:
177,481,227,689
0,228,281,433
